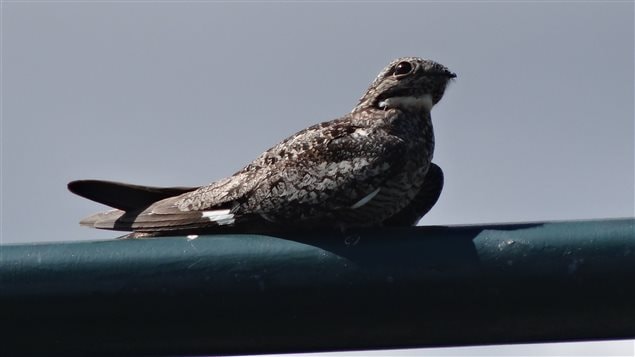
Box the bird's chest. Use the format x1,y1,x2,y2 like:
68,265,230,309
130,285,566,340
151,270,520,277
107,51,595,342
350,113,435,222
385,111,434,184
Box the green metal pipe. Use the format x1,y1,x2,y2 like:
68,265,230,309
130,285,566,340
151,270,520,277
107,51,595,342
1,218,634,356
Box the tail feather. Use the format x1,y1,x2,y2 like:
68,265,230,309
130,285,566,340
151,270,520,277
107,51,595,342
79,209,126,229
68,180,198,211
69,180,244,233
81,208,240,233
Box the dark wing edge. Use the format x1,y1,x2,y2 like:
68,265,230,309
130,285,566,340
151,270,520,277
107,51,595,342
68,180,198,211
69,180,202,232
382,163,444,226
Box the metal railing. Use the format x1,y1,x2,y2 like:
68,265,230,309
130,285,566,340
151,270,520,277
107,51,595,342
1,218,634,356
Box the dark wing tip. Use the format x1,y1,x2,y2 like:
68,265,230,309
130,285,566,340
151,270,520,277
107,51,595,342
67,179,198,211
68,180,99,198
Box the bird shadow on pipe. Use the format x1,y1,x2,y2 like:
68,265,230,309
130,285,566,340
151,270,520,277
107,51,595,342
270,223,543,273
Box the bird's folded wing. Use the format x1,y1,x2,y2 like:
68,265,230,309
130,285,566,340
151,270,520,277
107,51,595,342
98,116,408,231
68,180,198,211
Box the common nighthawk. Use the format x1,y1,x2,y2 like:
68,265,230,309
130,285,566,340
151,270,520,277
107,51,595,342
69,57,455,236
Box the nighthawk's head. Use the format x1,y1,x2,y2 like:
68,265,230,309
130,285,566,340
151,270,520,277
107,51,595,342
353,57,456,113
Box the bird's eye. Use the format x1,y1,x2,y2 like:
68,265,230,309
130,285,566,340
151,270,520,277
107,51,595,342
393,61,413,76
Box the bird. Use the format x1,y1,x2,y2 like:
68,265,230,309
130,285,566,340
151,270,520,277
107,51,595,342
69,57,455,237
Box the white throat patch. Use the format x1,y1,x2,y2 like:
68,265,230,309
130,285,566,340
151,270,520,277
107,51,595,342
379,94,433,112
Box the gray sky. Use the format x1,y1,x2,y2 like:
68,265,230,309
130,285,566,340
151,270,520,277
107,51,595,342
1,1,634,356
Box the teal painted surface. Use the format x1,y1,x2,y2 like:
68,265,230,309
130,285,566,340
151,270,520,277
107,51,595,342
0,218,634,356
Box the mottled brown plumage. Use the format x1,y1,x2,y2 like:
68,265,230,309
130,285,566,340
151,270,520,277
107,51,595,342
69,57,455,236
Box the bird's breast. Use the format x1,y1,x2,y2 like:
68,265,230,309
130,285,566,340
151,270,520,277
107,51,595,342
339,117,435,225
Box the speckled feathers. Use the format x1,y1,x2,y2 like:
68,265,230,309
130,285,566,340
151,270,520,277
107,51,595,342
69,57,455,235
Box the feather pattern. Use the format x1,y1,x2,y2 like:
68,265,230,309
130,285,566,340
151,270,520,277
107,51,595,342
69,57,455,235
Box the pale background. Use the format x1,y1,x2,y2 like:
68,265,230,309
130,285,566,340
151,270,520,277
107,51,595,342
1,1,633,356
